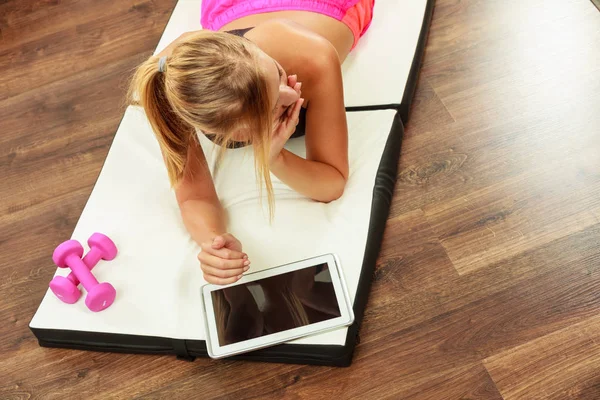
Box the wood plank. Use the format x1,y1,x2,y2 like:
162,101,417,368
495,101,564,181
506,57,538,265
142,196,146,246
0,0,151,49
424,0,600,124
141,362,504,400
353,242,600,379
0,0,153,50
402,75,455,135
360,223,600,345
0,0,175,101
0,347,303,400
424,0,585,63
374,209,457,297
392,88,600,217
484,314,600,400
423,164,600,274
384,363,504,400
0,52,143,214
0,186,96,290
134,364,322,400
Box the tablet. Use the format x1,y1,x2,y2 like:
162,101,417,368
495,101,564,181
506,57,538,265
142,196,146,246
200,253,354,359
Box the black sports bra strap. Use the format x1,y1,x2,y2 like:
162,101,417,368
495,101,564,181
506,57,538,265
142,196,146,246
224,27,255,38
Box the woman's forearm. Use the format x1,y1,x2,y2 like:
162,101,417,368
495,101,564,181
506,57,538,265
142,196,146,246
270,149,346,202
179,198,227,245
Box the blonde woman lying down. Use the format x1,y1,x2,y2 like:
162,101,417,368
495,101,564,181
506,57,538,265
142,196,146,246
127,0,375,284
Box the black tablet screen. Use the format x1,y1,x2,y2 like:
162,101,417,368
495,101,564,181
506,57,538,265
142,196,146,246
211,263,342,346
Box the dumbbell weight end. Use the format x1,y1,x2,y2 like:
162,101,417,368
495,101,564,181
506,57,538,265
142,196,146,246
49,276,80,304
85,283,116,312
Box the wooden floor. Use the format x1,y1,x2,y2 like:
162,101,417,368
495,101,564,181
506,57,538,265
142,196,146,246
2,0,600,398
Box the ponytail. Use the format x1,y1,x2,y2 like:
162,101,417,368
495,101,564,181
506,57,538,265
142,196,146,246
127,31,278,219
127,56,194,187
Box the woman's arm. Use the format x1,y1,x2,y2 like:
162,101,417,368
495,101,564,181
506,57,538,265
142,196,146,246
178,199,226,245
175,139,250,284
175,139,227,244
270,149,346,202
255,22,349,202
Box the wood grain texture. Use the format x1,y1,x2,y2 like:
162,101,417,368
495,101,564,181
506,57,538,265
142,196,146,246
360,223,600,344
424,164,600,274
2,0,600,398
0,0,174,101
484,315,600,400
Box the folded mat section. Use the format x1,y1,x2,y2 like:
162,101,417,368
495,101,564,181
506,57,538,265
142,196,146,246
154,0,435,120
30,106,403,366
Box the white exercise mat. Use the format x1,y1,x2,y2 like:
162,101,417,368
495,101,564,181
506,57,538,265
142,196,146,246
29,0,427,350
30,107,397,346
154,0,429,108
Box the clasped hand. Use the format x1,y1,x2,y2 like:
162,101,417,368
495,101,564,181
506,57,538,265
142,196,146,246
269,75,304,166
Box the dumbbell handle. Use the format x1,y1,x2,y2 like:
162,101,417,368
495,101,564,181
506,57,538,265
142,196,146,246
64,253,99,290
65,247,103,286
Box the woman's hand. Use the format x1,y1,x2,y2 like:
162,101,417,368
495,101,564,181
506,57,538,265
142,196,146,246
269,77,304,167
198,233,251,285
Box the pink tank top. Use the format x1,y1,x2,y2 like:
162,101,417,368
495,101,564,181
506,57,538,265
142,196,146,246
200,0,361,31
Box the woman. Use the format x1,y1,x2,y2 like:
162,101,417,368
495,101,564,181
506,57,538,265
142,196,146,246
127,0,375,285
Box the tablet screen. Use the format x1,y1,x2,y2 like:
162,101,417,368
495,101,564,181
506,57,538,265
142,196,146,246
210,262,342,346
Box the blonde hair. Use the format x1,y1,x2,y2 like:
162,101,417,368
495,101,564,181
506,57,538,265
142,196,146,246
127,30,275,215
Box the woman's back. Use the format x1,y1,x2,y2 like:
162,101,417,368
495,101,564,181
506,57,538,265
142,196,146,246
217,10,355,63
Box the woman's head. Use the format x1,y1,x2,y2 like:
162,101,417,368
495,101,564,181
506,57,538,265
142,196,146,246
127,30,298,216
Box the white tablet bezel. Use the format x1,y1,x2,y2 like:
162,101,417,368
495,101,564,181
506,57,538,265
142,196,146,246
200,253,354,359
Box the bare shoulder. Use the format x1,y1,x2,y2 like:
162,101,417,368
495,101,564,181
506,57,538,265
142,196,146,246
246,20,340,85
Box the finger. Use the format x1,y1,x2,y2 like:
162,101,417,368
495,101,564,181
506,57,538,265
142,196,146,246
294,82,302,95
211,235,225,249
212,234,239,250
272,118,283,135
281,99,304,133
286,104,294,118
290,98,304,119
203,273,243,285
202,242,247,260
198,252,251,269
220,233,243,249
201,263,247,279
288,74,297,87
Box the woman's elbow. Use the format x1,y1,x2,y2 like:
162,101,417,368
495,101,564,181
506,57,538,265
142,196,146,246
322,175,347,203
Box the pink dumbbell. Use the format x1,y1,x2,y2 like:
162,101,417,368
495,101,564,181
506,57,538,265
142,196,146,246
49,233,117,306
51,235,117,312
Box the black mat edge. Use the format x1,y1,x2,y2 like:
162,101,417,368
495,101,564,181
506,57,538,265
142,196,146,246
399,0,436,123
30,112,404,367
